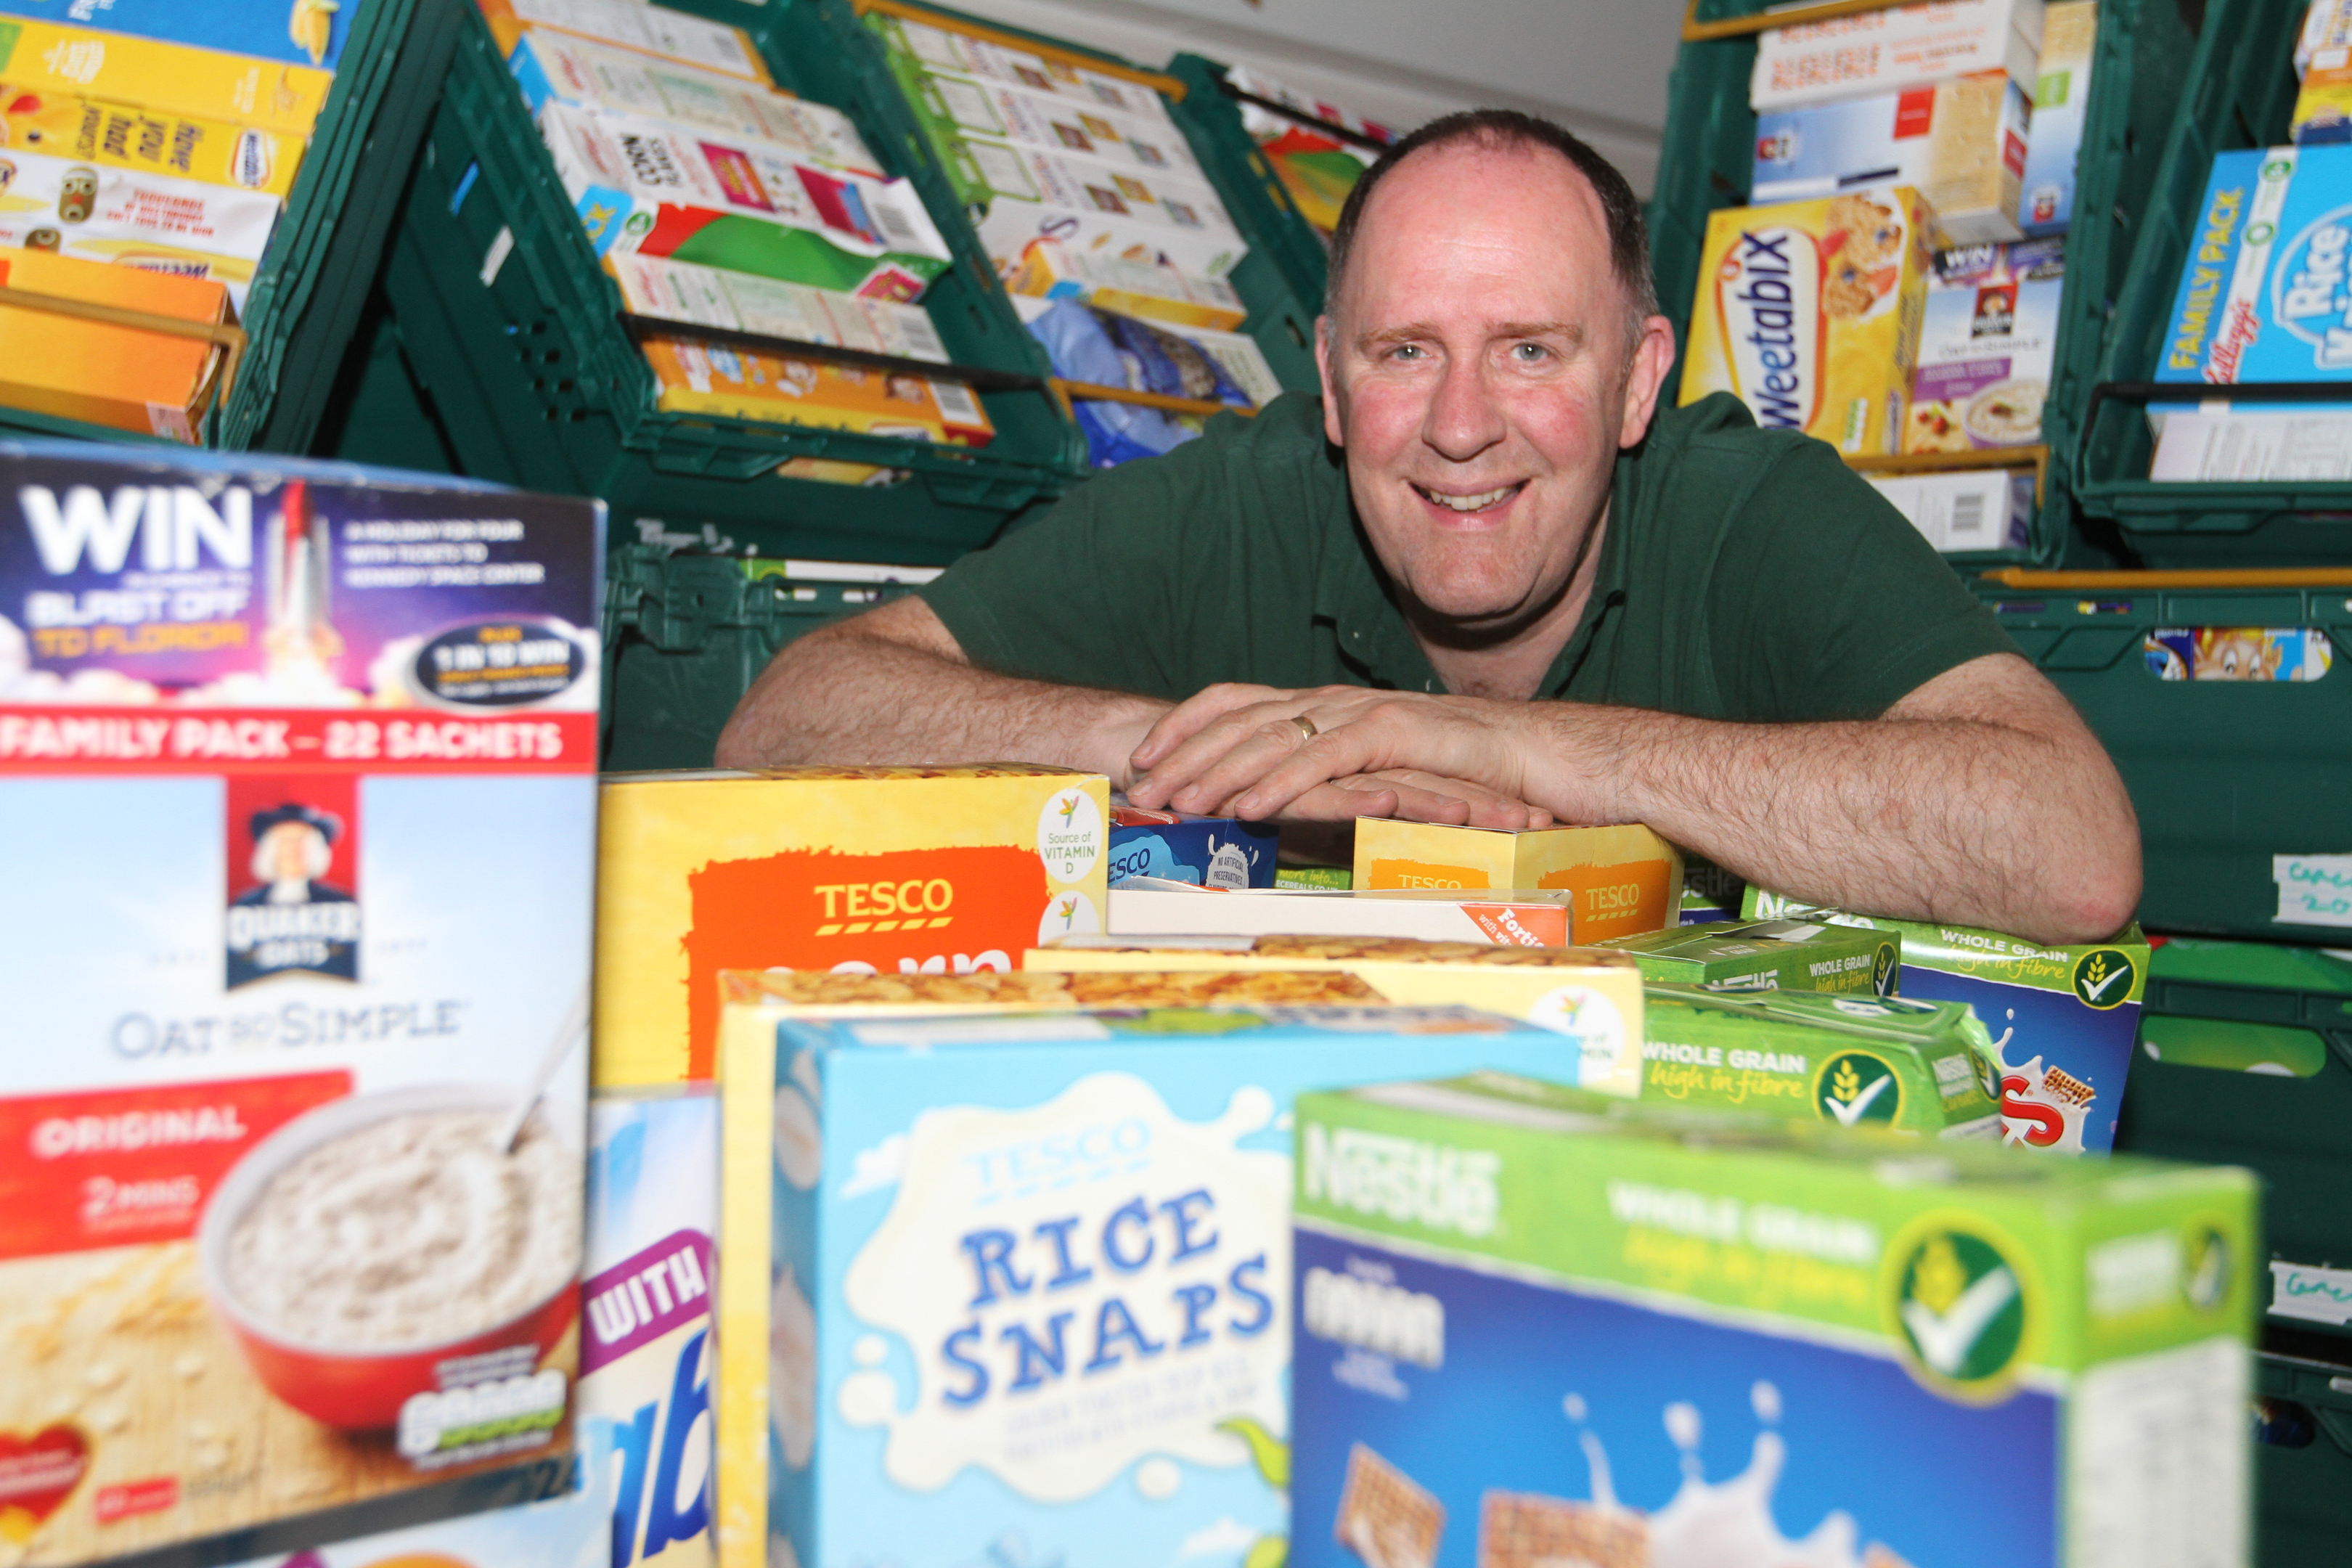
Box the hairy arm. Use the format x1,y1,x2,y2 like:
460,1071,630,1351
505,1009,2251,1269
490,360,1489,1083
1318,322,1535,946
1128,653,2141,944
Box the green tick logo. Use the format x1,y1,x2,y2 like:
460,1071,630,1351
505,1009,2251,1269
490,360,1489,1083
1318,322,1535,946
1871,942,1897,996
1890,1224,2029,1395
1817,1050,1900,1127
2071,948,2136,1010
2185,1227,2231,1312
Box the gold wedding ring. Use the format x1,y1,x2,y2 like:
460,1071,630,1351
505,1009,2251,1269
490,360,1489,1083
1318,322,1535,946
1291,714,1318,742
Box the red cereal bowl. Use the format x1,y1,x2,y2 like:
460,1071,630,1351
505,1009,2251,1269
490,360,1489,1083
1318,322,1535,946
195,1082,581,1434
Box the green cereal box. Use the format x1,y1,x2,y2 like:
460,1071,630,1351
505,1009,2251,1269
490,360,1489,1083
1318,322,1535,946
1642,984,2004,1136
1747,891,2149,1153
1289,1071,2259,1568
1598,918,1900,994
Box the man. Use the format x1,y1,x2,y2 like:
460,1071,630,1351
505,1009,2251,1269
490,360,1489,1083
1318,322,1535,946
717,111,2139,946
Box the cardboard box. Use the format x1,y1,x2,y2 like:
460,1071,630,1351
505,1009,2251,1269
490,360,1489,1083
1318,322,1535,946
1643,984,2004,1135
719,1000,1603,1568
1677,188,1934,456
1752,71,2031,242
867,12,1172,125
1108,880,1577,945
1865,465,2036,550
536,102,949,301
1027,934,1649,1097
1290,1069,2256,1568
0,83,305,200
592,765,1111,1087
2292,46,2352,144
2149,408,2352,480
1678,852,1747,923
1109,801,1278,887
0,0,356,71
896,54,1201,187
0,20,333,138
1005,237,1246,331
640,334,992,446
2020,1,2097,234
1597,917,1900,994
0,248,232,441
0,445,603,1564
1750,0,2046,111
1747,889,2149,1153
480,0,774,84
966,138,1247,279
0,134,282,310
607,253,950,363
2158,144,2352,393
2302,0,2352,77
1903,237,2063,452
1353,820,1683,944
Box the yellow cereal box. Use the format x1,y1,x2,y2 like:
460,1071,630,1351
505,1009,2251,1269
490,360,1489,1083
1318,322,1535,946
1676,188,1934,456
641,333,995,447
1351,820,1683,944
0,83,304,198
0,21,332,140
593,765,1111,1087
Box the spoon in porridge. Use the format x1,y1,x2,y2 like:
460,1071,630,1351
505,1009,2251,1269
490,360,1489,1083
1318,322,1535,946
496,986,592,1154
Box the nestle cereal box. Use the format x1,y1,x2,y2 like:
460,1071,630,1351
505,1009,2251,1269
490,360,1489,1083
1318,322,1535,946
1596,917,1899,995
1353,820,1683,944
0,443,603,1563
1678,188,1933,456
1291,1069,2256,1568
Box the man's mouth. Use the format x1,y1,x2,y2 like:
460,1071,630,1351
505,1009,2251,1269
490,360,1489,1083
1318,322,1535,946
1411,481,1525,515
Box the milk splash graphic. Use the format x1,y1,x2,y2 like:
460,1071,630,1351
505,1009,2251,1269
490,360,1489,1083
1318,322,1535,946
1556,1381,1903,1568
1979,1005,2089,1153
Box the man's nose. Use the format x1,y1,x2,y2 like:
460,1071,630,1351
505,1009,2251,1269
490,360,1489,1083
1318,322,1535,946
1421,354,1506,463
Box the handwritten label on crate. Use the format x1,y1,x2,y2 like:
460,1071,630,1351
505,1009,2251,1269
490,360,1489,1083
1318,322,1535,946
2271,1259,2352,1326
2274,854,2352,928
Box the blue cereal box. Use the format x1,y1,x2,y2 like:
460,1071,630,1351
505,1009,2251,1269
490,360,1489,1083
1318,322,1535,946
1291,1070,2258,1568
1747,889,2147,1152
0,0,364,71
2020,1,2098,235
1111,799,1278,889
2159,143,2352,391
715,1000,1594,1568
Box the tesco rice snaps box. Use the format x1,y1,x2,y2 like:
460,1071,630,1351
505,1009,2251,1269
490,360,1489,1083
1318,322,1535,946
2021,1,2099,234
1109,799,1278,888
1903,237,2063,454
0,444,603,1563
1751,71,2031,243
1678,189,1933,456
721,1003,1595,1568
1746,890,2149,1153
1291,1070,2258,1568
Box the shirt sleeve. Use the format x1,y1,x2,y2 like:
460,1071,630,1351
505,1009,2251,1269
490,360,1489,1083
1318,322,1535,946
1704,438,2023,722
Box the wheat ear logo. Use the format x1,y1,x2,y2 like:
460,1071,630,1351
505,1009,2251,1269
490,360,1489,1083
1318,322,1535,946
2070,948,2137,1010
1816,1050,1900,1128
1884,1216,2032,1401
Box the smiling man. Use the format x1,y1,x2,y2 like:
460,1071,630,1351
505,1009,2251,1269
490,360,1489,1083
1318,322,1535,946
715,110,2140,944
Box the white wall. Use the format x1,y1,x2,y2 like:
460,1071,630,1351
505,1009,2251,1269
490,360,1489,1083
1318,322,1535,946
934,0,1682,195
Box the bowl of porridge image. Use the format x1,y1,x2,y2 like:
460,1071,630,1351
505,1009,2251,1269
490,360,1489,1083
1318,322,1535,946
195,1083,583,1431
1962,377,2046,448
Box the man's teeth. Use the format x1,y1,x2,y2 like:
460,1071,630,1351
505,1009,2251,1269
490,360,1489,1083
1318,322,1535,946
1419,484,1517,513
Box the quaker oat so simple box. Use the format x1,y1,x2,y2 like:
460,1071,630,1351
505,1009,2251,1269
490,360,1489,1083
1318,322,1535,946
0,444,603,1563
1291,1070,2257,1568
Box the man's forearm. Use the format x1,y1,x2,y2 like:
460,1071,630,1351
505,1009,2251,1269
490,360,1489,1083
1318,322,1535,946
714,618,1165,777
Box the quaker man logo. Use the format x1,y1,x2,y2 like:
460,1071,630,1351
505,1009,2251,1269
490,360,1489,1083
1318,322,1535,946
1885,1217,2032,1400
226,801,360,988
2070,948,2137,1010
1871,942,1898,995
1816,1050,1900,1127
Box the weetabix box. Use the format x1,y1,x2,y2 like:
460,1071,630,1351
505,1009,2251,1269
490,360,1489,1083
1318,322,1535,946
1290,1069,2257,1568
716,1000,1595,1568
592,765,1111,1087
0,444,605,1564
1747,889,2149,1153
1677,189,1934,457
1596,917,1900,994
1352,820,1682,944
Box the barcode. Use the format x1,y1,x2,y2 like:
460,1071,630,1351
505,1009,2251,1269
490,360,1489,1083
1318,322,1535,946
931,378,982,422
873,197,922,248
897,308,948,363
1948,491,1985,543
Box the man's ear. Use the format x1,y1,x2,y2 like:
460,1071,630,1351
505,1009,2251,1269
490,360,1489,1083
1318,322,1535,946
1617,313,1680,449
1315,314,1344,446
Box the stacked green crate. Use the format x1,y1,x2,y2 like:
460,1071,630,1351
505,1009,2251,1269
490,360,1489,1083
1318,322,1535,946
1649,0,2198,568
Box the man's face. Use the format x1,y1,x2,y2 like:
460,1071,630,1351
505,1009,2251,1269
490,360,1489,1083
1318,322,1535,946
261,822,322,883
1318,142,1672,633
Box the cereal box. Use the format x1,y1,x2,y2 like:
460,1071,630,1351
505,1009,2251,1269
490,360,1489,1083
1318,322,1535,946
1108,881,1577,944
1752,72,2031,243
1108,800,1278,887
479,0,774,85
0,135,283,309
1750,0,2046,111
0,0,362,72
1866,465,2036,550
1027,935,1649,1096
0,249,234,441
2291,50,2352,144
607,253,950,363
2157,144,2352,394
1904,237,2064,453
865,12,1172,125
0,83,305,200
1677,189,1933,456
639,335,993,446
592,765,1111,1087
719,1000,1608,1568
1006,237,1247,331
2303,0,2352,77
1596,918,1900,994
0,20,333,139
1291,1069,2257,1568
1747,890,2149,1153
0,444,603,1564
966,138,1247,280
1353,820,1682,944
1641,985,2004,1135
1677,852,1746,924
2021,1,2098,234
891,52,1200,189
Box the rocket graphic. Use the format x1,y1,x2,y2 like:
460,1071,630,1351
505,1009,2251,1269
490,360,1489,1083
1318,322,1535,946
264,479,343,664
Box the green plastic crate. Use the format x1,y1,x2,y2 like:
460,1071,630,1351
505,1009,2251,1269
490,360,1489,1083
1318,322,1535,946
2074,0,2348,564
379,0,1089,561
0,0,461,455
1649,0,2198,568
601,542,923,768
1975,581,2352,940
2254,1342,2352,1568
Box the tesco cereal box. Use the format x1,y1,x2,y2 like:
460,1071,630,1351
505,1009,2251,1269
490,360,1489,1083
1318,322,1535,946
0,444,603,1563
1677,189,1933,455
1291,1069,2256,1568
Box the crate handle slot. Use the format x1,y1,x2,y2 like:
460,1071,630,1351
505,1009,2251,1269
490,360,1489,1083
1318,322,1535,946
851,0,1186,100
0,283,250,405
1683,0,1920,42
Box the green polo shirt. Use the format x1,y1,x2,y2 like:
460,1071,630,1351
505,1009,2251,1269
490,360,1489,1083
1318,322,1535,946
920,391,2017,721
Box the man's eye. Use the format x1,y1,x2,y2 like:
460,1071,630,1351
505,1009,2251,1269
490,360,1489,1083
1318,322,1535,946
1389,343,1426,362
1511,342,1550,362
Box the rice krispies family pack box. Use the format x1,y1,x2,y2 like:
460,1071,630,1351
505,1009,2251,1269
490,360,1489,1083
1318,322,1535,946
0,444,604,1562
717,1002,1601,1568
1291,1071,2258,1568
1747,891,2149,1153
